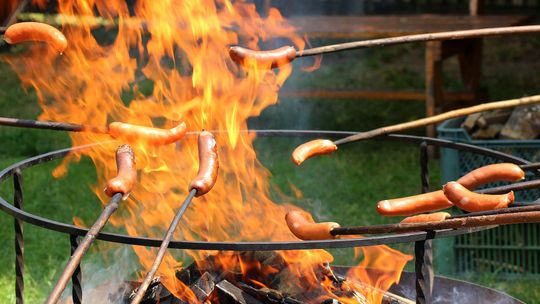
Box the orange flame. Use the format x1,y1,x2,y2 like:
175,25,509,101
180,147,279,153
2,1,412,302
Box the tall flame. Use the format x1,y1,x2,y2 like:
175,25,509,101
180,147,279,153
3,1,411,302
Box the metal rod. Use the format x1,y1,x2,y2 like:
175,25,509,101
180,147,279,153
13,169,24,304
70,234,82,304
45,193,122,304
0,116,108,134
332,210,540,235
2,0,28,29
130,189,197,304
297,25,540,57
0,133,532,251
416,142,433,304
477,179,540,195
451,204,540,219
333,95,540,146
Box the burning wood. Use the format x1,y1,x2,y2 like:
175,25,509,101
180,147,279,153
123,251,414,304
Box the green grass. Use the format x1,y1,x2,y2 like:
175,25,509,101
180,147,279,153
1,35,540,303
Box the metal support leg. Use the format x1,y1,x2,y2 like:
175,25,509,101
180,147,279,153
416,142,434,304
13,169,24,304
415,237,434,304
70,234,82,304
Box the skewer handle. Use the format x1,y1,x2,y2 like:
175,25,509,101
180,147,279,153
0,116,107,133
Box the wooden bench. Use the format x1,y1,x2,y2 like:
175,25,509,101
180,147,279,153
268,1,534,137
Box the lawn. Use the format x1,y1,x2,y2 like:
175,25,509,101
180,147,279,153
1,34,540,303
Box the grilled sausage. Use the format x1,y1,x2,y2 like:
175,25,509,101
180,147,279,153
292,139,337,166
229,46,296,69
285,211,340,240
400,212,451,224
377,163,524,216
108,122,186,146
189,131,219,197
105,144,137,199
443,181,514,212
456,163,525,189
377,191,452,216
3,22,67,54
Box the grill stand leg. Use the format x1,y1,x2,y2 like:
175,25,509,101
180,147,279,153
14,169,24,304
70,234,82,304
415,142,434,303
415,238,434,304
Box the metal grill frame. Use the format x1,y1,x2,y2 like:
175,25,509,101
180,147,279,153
0,130,537,304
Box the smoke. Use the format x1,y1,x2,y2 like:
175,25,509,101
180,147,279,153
59,246,139,304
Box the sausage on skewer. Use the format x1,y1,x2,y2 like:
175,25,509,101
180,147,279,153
3,22,67,53
108,122,186,146
377,191,452,217
189,131,219,197
229,46,296,69
292,139,337,166
285,211,340,240
105,144,136,199
443,181,514,212
456,163,525,189
45,145,136,304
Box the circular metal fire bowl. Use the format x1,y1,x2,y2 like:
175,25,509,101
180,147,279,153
0,130,535,251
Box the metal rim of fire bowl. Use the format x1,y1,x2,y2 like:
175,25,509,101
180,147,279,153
0,130,536,251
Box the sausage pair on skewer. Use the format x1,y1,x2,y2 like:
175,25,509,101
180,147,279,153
3,22,67,53
378,163,523,216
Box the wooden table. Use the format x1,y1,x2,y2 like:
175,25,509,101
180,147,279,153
284,14,535,137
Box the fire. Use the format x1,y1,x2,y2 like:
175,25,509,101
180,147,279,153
2,0,411,302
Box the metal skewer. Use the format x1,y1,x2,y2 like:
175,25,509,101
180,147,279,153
331,210,540,236
333,95,540,146
0,116,187,146
450,204,540,219
0,116,108,133
295,25,540,58
129,188,197,304
45,144,136,304
230,25,540,69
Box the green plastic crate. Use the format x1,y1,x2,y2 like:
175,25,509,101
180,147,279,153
436,117,540,277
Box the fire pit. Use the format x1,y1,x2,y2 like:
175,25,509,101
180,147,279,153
0,130,532,303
